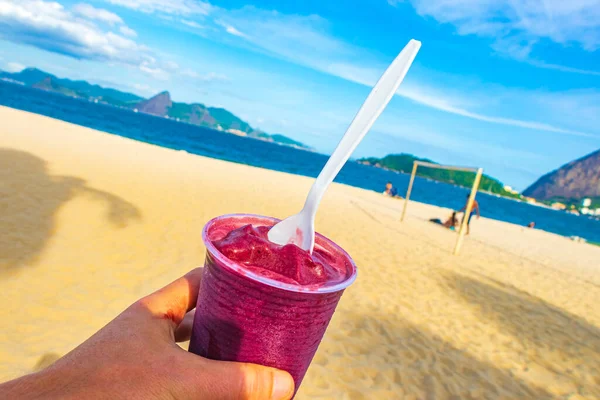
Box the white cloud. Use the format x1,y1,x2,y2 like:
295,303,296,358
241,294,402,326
119,25,137,37
405,0,600,50
206,16,380,112
0,0,185,81
138,61,168,80
209,7,363,79
181,19,203,29
164,60,179,70
199,7,595,138
72,3,139,40
0,0,145,64
91,1,598,137
4,61,25,72
397,85,595,138
130,82,155,94
374,122,544,163
181,69,229,82
396,0,600,75
135,58,182,80
533,89,600,131
179,69,197,78
224,25,245,37
215,20,246,38
325,63,379,86
203,72,229,82
106,0,211,15
528,59,600,76
72,3,123,25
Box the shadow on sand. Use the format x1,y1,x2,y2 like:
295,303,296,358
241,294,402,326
339,311,556,399
0,148,141,276
440,271,600,398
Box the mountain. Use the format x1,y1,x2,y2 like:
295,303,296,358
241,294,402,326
1,67,142,105
138,92,216,127
206,107,252,132
32,77,79,97
131,91,225,129
130,91,311,149
523,149,600,201
358,154,517,197
0,66,310,150
1,67,49,86
170,102,214,126
135,91,172,116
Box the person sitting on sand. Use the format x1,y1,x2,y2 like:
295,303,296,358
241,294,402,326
443,211,458,230
429,211,458,230
528,221,536,228
0,268,295,400
458,194,480,235
383,181,399,198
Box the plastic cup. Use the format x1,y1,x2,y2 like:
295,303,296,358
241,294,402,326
189,214,357,394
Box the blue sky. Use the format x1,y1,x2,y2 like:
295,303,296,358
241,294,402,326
0,0,599,189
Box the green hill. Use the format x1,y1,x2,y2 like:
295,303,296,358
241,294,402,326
1,66,310,150
168,102,214,126
32,77,79,97
1,68,142,105
359,154,519,197
206,107,252,132
132,91,310,148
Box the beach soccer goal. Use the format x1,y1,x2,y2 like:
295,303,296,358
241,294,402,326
400,161,483,255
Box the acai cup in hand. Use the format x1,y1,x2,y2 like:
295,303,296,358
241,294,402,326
189,214,357,395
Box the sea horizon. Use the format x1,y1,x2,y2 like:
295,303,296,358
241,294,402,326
1,80,599,244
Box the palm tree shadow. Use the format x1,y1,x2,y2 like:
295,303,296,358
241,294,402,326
440,271,600,397
0,148,141,276
340,313,556,399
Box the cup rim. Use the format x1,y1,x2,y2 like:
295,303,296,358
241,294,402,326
202,213,358,294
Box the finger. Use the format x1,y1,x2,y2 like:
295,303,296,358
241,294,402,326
174,310,195,342
180,356,295,400
138,268,203,327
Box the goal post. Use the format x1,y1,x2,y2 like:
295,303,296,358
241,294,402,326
399,160,483,255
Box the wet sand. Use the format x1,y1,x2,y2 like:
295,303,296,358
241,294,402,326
1,106,599,399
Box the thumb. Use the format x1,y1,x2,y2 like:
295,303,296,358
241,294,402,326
184,356,295,400
234,362,295,400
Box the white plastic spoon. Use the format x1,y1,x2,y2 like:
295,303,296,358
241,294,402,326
268,39,421,252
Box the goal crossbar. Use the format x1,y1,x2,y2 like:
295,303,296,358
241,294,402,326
400,160,483,255
412,160,479,173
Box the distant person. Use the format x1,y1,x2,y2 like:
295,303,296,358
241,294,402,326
458,194,480,235
383,182,400,198
527,222,536,228
430,211,458,230
443,211,458,230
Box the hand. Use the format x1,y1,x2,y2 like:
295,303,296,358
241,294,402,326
0,268,294,400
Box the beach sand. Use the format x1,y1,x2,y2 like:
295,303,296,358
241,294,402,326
1,106,599,399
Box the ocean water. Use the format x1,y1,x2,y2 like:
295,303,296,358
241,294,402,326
1,80,599,243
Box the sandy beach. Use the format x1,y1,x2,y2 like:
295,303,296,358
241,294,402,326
1,105,599,399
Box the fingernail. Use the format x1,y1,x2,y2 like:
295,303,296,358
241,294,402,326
271,370,294,400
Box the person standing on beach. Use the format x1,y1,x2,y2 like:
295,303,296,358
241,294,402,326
458,194,480,235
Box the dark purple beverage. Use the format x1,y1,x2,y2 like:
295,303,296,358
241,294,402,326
189,214,357,394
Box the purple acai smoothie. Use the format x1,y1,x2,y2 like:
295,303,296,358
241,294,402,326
189,214,357,394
